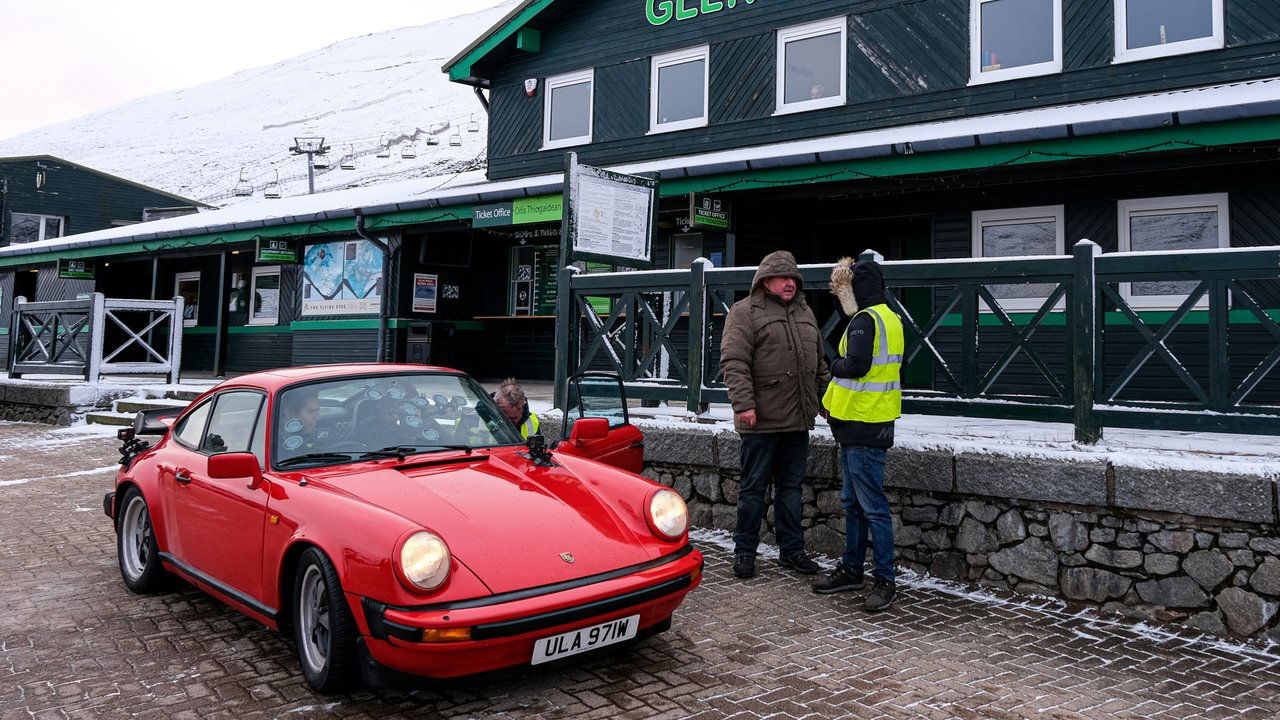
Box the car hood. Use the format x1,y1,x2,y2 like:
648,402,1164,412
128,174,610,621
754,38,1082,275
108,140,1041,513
311,452,659,594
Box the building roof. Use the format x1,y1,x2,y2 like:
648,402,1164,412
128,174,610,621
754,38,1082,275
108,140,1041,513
0,155,209,208
444,0,554,85
3,77,1280,267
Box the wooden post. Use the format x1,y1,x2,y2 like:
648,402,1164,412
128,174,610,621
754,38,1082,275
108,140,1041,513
1207,277,1229,411
553,264,580,411
1071,240,1101,444
687,258,708,413
213,251,228,377
87,292,105,383
169,296,184,384
8,295,26,377
960,284,979,398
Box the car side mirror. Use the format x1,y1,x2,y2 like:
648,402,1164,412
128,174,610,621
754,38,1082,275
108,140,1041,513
569,417,610,442
208,452,264,489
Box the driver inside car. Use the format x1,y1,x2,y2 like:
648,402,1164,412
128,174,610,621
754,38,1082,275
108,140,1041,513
279,389,326,454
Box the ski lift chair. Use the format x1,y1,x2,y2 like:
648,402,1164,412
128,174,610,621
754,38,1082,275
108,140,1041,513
376,135,391,158
341,145,356,170
467,114,479,133
426,134,440,146
313,152,331,169
233,168,252,197
449,131,462,147
264,170,282,199
401,143,417,159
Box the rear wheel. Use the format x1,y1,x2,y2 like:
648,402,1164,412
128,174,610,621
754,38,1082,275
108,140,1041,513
293,548,358,694
116,487,166,592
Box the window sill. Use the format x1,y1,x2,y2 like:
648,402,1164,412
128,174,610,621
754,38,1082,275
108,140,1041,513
646,119,708,135
968,61,1062,86
772,97,845,117
1113,38,1223,65
542,137,591,152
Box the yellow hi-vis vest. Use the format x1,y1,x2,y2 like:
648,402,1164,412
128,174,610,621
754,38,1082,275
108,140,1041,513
521,412,541,439
822,303,904,423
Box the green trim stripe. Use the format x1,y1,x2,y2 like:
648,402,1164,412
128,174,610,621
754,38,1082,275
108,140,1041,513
446,0,556,82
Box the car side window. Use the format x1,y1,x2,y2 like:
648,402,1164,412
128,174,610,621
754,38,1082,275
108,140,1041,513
201,391,266,455
173,400,213,448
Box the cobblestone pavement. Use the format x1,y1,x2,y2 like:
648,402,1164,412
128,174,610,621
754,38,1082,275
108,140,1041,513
3,421,1280,720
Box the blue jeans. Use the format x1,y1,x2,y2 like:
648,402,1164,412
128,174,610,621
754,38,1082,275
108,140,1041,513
733,431,807,557
840,445,895,582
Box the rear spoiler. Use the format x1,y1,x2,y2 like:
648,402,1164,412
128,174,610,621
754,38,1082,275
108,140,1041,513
133,406,183,436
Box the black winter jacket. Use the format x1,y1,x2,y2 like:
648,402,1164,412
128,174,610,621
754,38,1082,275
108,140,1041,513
828,261,896,449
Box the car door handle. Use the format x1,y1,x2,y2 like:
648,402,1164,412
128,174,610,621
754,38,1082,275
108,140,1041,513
174,470,192,484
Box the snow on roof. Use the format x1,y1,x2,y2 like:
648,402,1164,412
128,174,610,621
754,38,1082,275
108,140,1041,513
4,76,1279,262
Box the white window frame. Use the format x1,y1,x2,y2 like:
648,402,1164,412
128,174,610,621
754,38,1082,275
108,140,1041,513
969,0,1063,85
1117,193,1229,310
774,16,847,116
174,271,201,327
649,45,710,135
971,205,1066,312
248,265,281,326
542,69,594,150
1114,0,1224,64
9,212,65,244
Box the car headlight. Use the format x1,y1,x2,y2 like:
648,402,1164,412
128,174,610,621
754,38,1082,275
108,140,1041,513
647,489,689,540
398,531,450,591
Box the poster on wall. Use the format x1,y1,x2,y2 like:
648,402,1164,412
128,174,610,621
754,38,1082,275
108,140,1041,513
301,240,383,316
413,273,438,313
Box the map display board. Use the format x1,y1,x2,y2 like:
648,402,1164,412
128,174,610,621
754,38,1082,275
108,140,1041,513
566,156,656,267
301,239,383,316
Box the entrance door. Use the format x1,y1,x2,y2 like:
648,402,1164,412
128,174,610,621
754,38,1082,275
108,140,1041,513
557,373,644,474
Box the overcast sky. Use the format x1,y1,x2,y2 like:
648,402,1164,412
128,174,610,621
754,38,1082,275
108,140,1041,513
0,0,509,140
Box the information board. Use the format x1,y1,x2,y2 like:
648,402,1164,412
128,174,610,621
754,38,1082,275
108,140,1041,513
565,155,656,267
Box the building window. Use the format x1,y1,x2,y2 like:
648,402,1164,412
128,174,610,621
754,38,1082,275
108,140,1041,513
970,0,1062,84
249,266,281,325
175,271,201,327
971,206,1066,311
9,213,64,244
650,46,709,134
1118,193,1228,309
1115,0,1223,63
543,69,594,150
775,17,847,115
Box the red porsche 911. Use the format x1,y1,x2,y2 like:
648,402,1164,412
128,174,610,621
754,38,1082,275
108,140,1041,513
104,365,702,693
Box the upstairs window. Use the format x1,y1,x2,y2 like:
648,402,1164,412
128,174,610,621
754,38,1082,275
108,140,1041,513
970,0,1062,84
543,69,594,150
9,213,64,244
776,17,846,115
1118,193,1228,309
650,46,709,134
1115,0,1223,63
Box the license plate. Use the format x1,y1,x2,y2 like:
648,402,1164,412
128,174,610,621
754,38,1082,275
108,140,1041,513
531,614,640,665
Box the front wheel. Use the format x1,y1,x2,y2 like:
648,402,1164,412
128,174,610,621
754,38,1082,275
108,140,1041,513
116,487,167,592
293,548,358,694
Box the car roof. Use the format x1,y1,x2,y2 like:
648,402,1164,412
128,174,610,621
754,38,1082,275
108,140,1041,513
220,363,464,392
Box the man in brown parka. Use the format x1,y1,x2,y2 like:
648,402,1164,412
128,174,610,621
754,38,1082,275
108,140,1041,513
719,250,831,579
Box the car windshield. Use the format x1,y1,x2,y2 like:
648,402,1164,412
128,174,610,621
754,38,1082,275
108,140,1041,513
273,372,523,469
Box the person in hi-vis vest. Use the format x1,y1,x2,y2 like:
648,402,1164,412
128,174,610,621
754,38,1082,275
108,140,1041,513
495,378,540,440
814,257,903,613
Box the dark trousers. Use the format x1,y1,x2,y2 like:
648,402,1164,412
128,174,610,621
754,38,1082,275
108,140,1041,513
733,430,808,557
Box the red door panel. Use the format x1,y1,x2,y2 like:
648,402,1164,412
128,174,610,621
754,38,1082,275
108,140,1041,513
559,423,644,475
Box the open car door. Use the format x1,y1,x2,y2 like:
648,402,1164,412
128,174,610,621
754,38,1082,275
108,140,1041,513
557,372,643,474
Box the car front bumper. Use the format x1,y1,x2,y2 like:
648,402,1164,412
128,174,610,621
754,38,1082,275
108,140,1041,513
355,545,703,678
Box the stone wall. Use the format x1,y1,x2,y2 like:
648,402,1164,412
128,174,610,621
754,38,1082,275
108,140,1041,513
548,418,1280,642
0,382,127,425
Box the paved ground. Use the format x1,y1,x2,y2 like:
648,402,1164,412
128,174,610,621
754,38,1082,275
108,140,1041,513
2,421,1280,720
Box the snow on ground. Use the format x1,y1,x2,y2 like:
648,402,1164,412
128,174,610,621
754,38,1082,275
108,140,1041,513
0,2,516,206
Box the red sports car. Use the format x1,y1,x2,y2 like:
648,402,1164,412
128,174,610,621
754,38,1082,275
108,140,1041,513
105,365,701,693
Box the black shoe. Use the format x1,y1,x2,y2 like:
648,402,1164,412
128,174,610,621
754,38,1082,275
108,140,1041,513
812,564,865,594
733,553,756,579
778,552,821,575
864,578,896,612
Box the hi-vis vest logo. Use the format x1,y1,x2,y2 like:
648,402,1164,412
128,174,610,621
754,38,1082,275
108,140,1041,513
646,0,757,27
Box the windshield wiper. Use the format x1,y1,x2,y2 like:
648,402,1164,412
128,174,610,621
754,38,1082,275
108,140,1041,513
360,444,475,462
275,452,358,468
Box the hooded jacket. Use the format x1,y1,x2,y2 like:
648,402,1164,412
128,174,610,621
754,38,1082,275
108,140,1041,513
719,250,832,434
828,260,897,448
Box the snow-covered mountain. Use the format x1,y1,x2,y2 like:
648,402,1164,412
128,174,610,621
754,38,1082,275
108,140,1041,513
0,2,515,207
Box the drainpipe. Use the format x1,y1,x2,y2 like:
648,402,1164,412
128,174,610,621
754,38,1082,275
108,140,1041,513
354,212,391,362
472,85,489,114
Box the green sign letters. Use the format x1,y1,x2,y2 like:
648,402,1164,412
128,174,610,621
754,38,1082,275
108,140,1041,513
57,258,94,280
256,237,300,263
473,195,563,228
646,0,756,26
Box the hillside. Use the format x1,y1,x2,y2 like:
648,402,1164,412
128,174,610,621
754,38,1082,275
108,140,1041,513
0,2,515,206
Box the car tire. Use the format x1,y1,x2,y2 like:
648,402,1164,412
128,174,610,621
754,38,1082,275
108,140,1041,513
116,486,167,593
293,548,358,694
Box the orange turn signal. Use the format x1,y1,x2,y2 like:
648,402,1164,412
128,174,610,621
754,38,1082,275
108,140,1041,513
420,627,472,643
690,565,702,585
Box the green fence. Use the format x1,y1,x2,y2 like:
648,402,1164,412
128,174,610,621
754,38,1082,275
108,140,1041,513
554,242,1280,442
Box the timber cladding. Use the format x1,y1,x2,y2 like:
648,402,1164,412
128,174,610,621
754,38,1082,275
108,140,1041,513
484,0,1280,180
